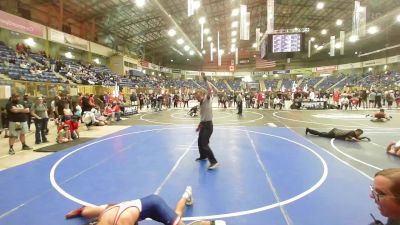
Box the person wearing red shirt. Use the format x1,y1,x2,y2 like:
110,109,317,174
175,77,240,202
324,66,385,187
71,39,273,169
113,102,122,121
64,116,80,139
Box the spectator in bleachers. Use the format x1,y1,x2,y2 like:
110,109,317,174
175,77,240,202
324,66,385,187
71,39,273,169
30,96,48,144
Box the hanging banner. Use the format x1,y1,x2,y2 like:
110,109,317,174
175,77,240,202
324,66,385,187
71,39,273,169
272,70,290,74
148,63,160,71
352,1,360,37
329,36,335,57
240,5,249,40
387,55,400,64
315,65,337,72
362,58,386,67
140,60,149,68
339,31,345,55
160,67,172,73
359,6,367,37
338,62,362,70
0,10,45,38
267,0,274,34
49,28,89,50
290,68,313,74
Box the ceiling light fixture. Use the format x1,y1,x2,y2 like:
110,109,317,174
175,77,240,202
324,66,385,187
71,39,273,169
135,0,145,8
349,35,359,42
189,50,194,55
232,21,238,28
336,19,343,26
184,45,190,51
397,15,400,22
316,2,324,10
168,29,176,37
367,26,379,34
231,30,237,36
177,38,184,45
204,28,210,34
199,17,206,24
310,37,315,42
321,29,327,35
232,8,239,17
232,38,237,43
207,36,212,42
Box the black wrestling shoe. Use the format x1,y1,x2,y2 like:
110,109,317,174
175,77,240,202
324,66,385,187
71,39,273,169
195,157,207,161
305,128,309,135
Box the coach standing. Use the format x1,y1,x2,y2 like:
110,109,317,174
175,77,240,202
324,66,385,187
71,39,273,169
195,72,218,170
6,94,32,155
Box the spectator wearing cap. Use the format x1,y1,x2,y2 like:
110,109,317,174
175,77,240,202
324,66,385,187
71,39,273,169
6,94,32,154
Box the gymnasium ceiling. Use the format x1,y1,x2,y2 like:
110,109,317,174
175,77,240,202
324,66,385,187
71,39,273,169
15,0,400,66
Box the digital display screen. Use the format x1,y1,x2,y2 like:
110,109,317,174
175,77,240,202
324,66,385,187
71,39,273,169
272,33,303,53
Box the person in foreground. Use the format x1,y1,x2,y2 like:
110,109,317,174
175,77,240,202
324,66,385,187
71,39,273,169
65,186,224,225
370,168,400,225
305,127,370,141
387,140,400,156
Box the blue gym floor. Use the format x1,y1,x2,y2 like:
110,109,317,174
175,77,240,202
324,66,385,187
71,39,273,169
0,125,384,225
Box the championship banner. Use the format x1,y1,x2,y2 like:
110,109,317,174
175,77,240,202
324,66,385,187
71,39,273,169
315,65,337,72
267,0,274,34
140,60,149,68
329,36,335,57
239,5,249,40
290,68,313,75
49,28,89,50
362,58,386,67
0,10,45,38
339,31,345,55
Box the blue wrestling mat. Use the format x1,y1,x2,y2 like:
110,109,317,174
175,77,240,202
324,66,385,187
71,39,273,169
0,126,383,225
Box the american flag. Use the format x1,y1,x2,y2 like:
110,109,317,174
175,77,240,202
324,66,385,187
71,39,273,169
255,57,276,69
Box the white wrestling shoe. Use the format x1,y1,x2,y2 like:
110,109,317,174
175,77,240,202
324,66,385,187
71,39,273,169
184,186,193,205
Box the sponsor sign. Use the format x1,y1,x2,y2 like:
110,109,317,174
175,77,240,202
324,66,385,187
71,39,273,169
239,58,250,64
272,70,290,74
337,62,362,70
140,60,149,68
49,28,89,50
290,68,313,74
0,10,45,38
172,69,181,74
314,65,337,72
386,55,400,64
362,58,386,67
160,67,172,73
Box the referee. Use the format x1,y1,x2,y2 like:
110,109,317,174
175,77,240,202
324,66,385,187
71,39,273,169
195,72,219,170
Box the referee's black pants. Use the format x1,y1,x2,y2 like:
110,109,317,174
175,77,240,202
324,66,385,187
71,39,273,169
198,121,217,164
307,128,335,138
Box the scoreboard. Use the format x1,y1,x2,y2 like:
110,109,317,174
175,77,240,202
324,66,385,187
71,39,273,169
272,33,303,53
